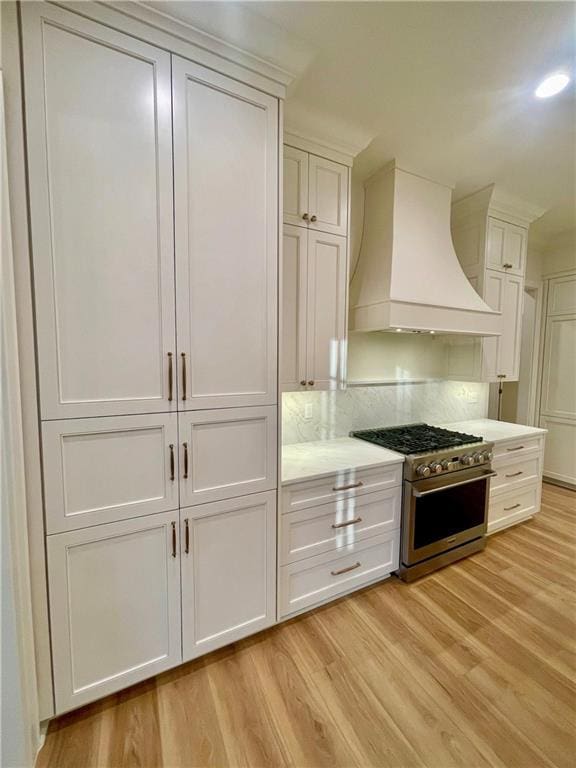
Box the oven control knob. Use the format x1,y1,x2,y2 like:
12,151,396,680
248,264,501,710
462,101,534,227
482,450,493,462
472,452,484,464
441,459,457,471
461,454,475,466
416,464,431,478
430,462,443,474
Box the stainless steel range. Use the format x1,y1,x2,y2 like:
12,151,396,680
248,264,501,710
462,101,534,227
350,424,496,582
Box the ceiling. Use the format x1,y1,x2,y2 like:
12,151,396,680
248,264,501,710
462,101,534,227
146,1,575,242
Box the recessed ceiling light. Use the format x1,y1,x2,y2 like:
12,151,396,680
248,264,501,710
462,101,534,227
395,328,402,332
535,72,570,99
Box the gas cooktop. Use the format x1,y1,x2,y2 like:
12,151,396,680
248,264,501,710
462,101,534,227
350,423,483,455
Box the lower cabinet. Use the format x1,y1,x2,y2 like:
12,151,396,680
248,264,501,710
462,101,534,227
47,511,182,713
181,492,276,661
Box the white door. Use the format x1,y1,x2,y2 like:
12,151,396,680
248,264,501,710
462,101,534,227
173,56,278,410
282,225,308,390
181,492,276,662
482,270,506,381
306,232,348,389
42,414,179,534
178,407,277,507
48,511,181,713
308,155,348,237
283,146,309,227
499,274,524,380
22,4,176,419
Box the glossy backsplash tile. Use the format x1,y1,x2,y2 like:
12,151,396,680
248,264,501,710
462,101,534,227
282,382,489,445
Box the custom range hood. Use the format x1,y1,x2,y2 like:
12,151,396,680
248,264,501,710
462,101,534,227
350,162,501,336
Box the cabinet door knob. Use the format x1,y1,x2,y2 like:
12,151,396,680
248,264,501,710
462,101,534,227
503,262,513,269
167,352,173,401
300,380,306,386
310,215,317,222
302,213,309,221
308,380,314,386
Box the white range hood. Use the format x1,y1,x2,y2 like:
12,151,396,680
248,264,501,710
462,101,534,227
350,162,501,336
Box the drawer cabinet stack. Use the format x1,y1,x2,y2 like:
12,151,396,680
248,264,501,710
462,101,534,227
279,463,403,617
22,2,280,714
487,436,545,533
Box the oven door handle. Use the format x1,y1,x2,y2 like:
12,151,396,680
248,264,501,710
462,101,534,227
412,471,497,497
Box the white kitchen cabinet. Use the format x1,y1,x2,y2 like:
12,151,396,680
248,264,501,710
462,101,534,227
283,145,349,236
173,56,278,411
281,226,348,391
47,511,182,713
22,4,176,419
181,492,276,661
42,414,179,534
486,217,527,275
178,407,277,507
481,271,523,381
283,145,309,228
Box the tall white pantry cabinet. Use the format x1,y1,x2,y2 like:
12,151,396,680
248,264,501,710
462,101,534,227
21,2,282,715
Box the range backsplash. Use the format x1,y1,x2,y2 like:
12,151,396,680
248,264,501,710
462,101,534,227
282,381,489,445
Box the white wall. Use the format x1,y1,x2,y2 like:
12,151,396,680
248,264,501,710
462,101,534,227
543,229,576,275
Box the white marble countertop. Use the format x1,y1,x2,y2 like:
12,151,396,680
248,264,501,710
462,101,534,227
438,419,547,444
282,437,404,485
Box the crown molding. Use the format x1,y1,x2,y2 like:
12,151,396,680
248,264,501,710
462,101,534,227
284,129,358,167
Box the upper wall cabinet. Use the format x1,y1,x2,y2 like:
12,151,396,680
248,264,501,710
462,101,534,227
173,57,278,410
23,4,176,419
486,218,527,275
283,146,349,236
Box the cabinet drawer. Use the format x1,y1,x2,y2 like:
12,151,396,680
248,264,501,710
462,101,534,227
492,436,541,461
279,531,399,617
280,488,401,565
42,414,179,533
487,484,540,535
491,454,540,496
179,406,277,506
282,464,402,514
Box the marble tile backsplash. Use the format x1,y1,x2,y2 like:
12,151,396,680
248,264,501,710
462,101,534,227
282,382,489,445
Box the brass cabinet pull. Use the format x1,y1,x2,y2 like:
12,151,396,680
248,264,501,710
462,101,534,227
167,352,173,401
331,561,361,577
171,521,177,558
333,481,363,492
300,380,306,386
181,352,187,401
506,445,524,452
169,444,175,481
310,215,317,222
184,518,190,555
503,262,513,269
505,471,523,478
302,213,309,221
504,503,521,511
183,442,189,479
308,380,315,386
497,374,507,379
332,516,362,529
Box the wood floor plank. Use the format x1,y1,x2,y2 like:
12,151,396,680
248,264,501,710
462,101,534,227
38,483,576,768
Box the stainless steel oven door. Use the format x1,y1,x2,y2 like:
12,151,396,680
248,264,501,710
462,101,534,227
402,467,496,566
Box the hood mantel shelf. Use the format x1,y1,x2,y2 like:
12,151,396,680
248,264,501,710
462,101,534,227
350,161,501,336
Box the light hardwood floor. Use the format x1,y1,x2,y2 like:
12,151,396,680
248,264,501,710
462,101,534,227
38,483,576,768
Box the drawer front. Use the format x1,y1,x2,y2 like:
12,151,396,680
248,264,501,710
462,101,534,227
179,406,277,506
492,436,542,461
282,464,403,514
43,414,179,533
279,531,399,617
487,484,539,534
280,488,401,565
491,454,541,496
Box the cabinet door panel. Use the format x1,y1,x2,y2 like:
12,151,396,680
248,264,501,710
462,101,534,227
486,218,507,272
181,492,276,661
482,270,505,381
306,232,348,389
22,4,175,418
48,512,181,713
500,275,523,380
173,57,278,410
282,225,308,390
503,223,526,275
283,146,309,227
308,155,348,236
541,315,576,419
179,407,277,506
43,414,178,533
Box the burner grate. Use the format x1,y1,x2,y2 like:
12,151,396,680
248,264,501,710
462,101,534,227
351,423,483,455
